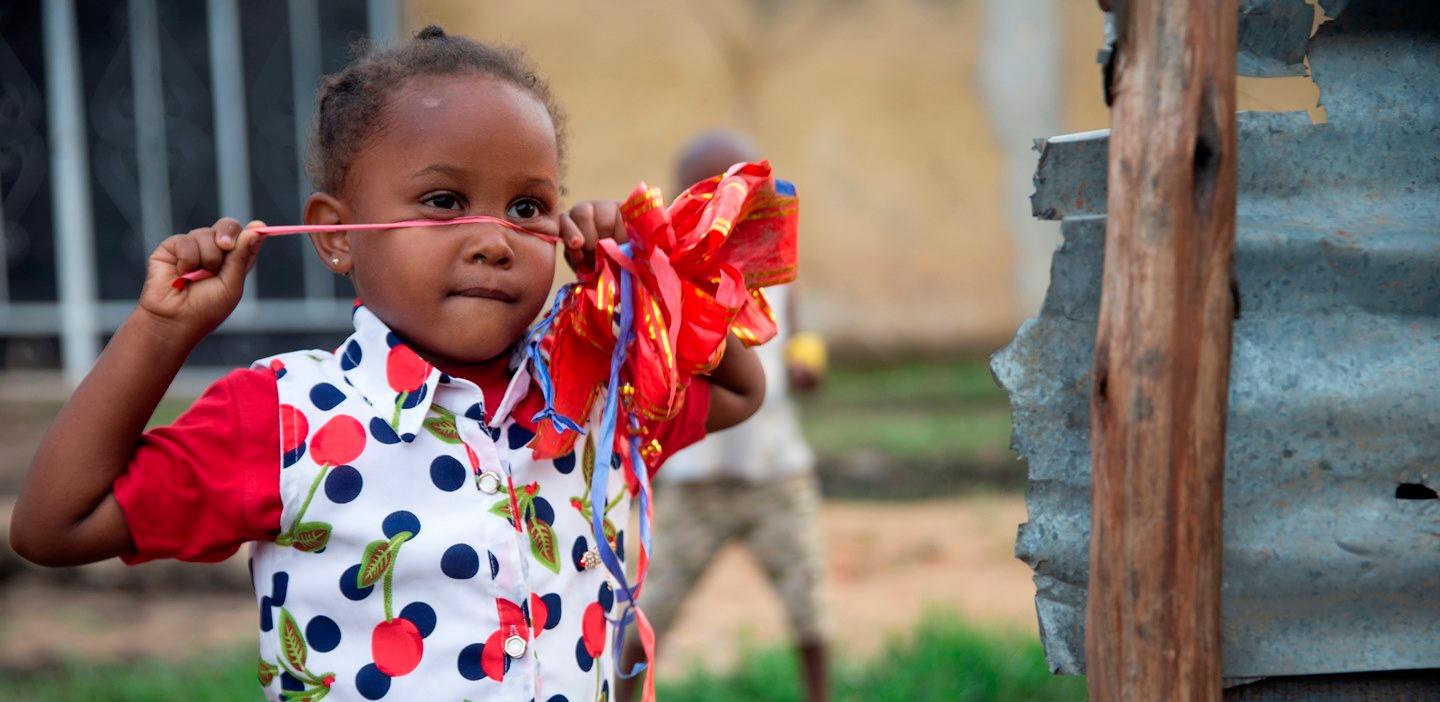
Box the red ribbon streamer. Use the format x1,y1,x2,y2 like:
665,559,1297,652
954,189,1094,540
529,159,799,469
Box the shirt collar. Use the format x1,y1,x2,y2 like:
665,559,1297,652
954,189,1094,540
338,305,444,442
338,305,533,442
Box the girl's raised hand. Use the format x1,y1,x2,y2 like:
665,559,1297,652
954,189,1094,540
140,217,265,341
559,200,628,276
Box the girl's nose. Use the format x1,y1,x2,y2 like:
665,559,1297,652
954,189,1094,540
464,224,515,269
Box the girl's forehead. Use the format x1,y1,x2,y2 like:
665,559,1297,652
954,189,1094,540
367,73,559,174
386,73,550,128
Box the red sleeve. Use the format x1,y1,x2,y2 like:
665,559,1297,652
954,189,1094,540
113,368,282,565
647,378,711,474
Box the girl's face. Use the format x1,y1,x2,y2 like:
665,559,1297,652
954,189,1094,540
334,73,561,367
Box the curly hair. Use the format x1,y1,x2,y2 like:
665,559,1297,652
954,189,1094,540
306,24,566,193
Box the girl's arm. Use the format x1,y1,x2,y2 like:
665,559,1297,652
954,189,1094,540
701,333,765,432
9,219,264,566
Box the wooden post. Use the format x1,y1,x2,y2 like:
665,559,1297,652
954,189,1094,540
1086,1,1237,700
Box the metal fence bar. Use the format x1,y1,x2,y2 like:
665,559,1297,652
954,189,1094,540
128,0,173,253
367,0,402,47
287,0,331,307
42,0,99,385
205,0,256,307
0,154,9,304
2,298,353,335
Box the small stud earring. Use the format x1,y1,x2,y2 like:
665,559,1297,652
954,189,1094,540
330,257,341,265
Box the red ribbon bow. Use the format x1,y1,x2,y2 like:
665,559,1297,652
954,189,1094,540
528,160,799,470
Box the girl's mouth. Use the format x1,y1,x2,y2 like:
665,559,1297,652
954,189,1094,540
452,285,517,302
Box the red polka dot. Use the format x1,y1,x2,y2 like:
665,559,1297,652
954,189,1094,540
312,415,366,466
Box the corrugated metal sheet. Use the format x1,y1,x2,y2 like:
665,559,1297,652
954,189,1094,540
993,0,1440,679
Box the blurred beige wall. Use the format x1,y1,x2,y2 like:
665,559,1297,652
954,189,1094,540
408,1,1320,355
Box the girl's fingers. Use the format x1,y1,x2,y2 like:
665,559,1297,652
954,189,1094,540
173,231,204,274
608,206,629,244
559,213,585,250
219,227,263,287
559,214,589,272
568,202,596,246
195,228,225,272
213,217,242,250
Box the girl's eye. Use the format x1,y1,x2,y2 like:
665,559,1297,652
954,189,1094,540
423,193,463,211
506,198,544,220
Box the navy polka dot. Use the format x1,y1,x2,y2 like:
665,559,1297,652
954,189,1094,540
540,593,562,630
400,384,428,409
340,340,363,370
486,425,503,442
340,563,374,601
441,544,480,579
399,601,436,638
306,616,341,652
571,537,589,571
464,402,486,424
281,671,305,691
385,332,402,348
309,383,345,411
553,451,576,474
429,456,465,492
531,497,554,525
616,530,626,563
271,572,289,606
355,663,391,699
508,424,536,450
401,433,417,443
547,696,571,702
259,596,273,631
282,443,307,468
369,417,400,445
575,636,594,672
599,582,614,611
457,642,485,680
438,372,452,384
488,550,500,579
325,465,363,503
383,510,421,539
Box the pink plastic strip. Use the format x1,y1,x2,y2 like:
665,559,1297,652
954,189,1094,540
171,215,558,288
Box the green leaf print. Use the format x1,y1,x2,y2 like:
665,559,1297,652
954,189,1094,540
602,518,619,550
489,498,515,521
258,658,278,686
282,687,329,702
582,433,596,489
358,539,393,587
290,522,332,552
279,608,308,671
529,520,561,573
422,409,462,444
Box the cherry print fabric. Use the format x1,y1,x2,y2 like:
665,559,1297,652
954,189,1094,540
250,305,640,701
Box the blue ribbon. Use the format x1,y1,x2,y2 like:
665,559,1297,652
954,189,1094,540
524,285,587,434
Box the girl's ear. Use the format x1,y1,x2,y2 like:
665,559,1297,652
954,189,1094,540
305,192,353,275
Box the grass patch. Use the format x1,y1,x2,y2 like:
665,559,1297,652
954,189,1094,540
0,648,261,702
800,359,1019,494
803,406,1013,463
804,358,1006,410
1,614,1083,702
660,613,1082,702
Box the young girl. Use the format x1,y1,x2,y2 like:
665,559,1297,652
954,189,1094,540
10,26,763,701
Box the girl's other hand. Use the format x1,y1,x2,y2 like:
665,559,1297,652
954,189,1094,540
559,200,628,277
140,218,265,341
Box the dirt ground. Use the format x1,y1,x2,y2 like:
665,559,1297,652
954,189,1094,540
0,495,1037,679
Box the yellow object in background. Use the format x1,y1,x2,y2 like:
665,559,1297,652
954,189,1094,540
785,332,828,372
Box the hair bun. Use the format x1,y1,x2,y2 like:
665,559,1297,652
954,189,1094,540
415,25,447,41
